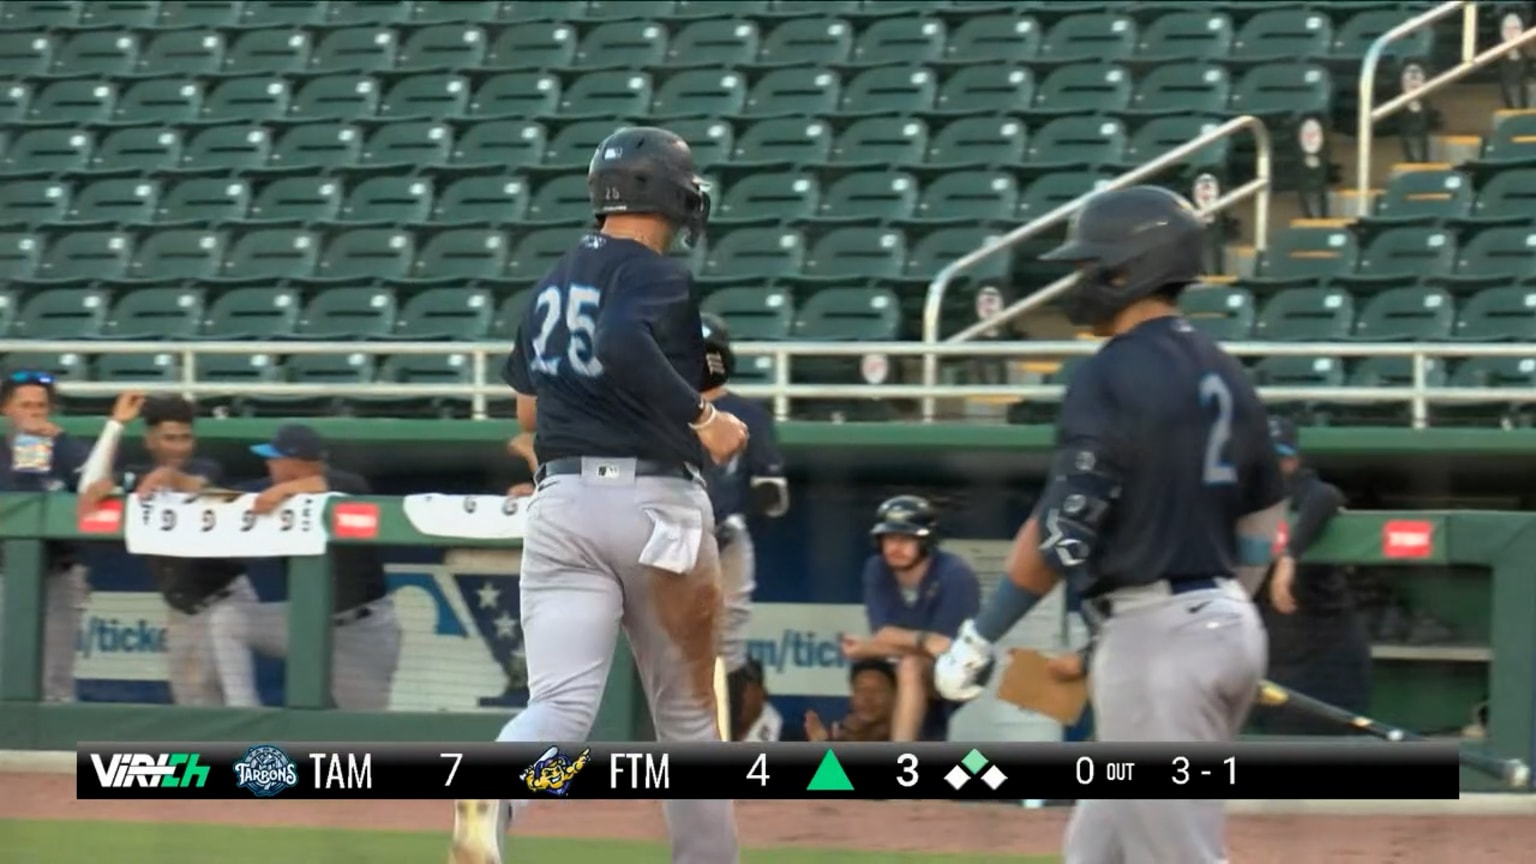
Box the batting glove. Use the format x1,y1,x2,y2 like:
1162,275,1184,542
934,620,995,702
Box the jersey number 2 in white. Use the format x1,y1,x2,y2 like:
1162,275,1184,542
1200,373,1237,485
529,284,603,377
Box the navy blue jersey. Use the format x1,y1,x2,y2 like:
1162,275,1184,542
862,549,980,639
705,393,784,524
1048,316,1284,596
504,234,707,469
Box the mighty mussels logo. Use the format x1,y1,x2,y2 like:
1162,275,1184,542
233,744,299,798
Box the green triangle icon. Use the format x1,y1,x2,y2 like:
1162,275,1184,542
806,749,854,792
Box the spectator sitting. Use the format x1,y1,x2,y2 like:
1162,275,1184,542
730,657,785,742
804,659,898,743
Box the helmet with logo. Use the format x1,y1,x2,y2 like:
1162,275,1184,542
700,312,734,390
870,495,939,554
588,126,711,248
1041,185,1206,327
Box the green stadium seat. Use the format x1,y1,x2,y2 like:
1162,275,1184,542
110,79,202,126
791,286,901,339
586,0,674,18
851,16,946,66
65,178,159,227
1,129,92,177
201,287,302,338
244,354,375,417
1242,224,1359,290
1452,286,1536,341
1362,167,1471,227
701,285,794,339
391,287,494,339
469,72,562,119
307,26,399,74
380,73,471,119
891,225,1010,290
0,232,42,281
294,286,399,337
1024,116,1127,172
498,1,585,22
1441,357,1536,426
135,30,225,77
1433,226,1536,290
12,288,111,337
1179,284,1255,341
1136,11,1233,62
216,228,321,283
1456,167,1536,227
328,0,411,25
842,66,936,116
1349,285,1454,341
1016,171,1109,222
699,227,804,286
0,1,81,29
1,353,87,385
356,353,474,418
525,175,594,225
713,172,819,226
77,0,158,28
1117,116,1229,173
1125,63,1230,116
739,67,840,119
945,15,1040,63
769,0,857,16
1231,9,1333,63
396,23,487,71
311,229,416,283
650,69,747,119
429,176,527,226
27,81,115,126
826,117,927,168
931,66,1033,117
0,33,53,77
671,0,767,18
662,119,732,170
125,229,228,280
359,120,451,170
1253,286,1355,341
557,70,652,119
288,74,380,122
410,0,501,23
490,289,533,337
238,0,327,27
1330,9,1434,62
1250,355,1343,420
0,180,67,227
200,77,292,124
1026,64,1133,120
243,177,344,225
104,288,205,339
924,117,1026,169
574,19,669,69
452,120,546,170
1470,117,1536,171
48,32,139,78
222,29,312,76
542,119,617,170
0,291,16,335
1039,13,1137,63
155,178,251,229
484,20,577,70
0,82,28,128
732,119,830,169
789,227,907,285
85,354,182,413
89,127,182,176
667,18,758,67
905,171,1017,226
267,123,363,172
815,171,918,223
24,231,132,285
1323,354,1445,426
757,17,853,67
1333,226,1456,291
175,125,271,175
158,0,241,28
193,352,279,413
1230,63,1332,120
335,177,433,226
409,227,510,283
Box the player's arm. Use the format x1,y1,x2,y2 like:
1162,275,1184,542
593,262,709,426
78,392,145,493
745,408,789,518
1284,479,1343,559
851,559,901,659
1233,427,1290,593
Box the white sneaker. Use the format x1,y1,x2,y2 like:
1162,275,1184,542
449,799,503,864
934,619,994,702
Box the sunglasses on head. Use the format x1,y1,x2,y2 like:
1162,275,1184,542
8,371,55,386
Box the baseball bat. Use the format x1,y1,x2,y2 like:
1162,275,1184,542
1257,680,1532,789
713,657,730,742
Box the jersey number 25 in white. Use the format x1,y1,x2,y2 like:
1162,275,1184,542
529,284,603,378
1200,373,1237,486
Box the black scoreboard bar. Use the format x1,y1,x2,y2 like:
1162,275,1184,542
77,741,1459,800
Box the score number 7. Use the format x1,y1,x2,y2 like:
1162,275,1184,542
441,752,463,786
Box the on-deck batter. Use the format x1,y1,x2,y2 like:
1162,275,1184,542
450,126,748,864
934,186,1286,864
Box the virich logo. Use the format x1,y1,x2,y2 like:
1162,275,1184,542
91,753,208,789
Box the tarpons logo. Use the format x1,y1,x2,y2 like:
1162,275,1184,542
90,753,208,788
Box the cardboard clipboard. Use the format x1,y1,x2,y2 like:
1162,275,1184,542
995,648,1089,726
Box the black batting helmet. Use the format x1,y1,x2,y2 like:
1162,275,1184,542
588,126,711,248
871,495,938,552
1041,185,1205,327
701,312,734,390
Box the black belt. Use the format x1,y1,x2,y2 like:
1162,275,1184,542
536,457,697,484
1087,576,1222,620
333,603,377,627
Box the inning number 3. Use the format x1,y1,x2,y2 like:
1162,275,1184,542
530,284,603,378
1200,373,1237,486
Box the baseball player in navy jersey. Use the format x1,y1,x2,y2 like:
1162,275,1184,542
933,186,1286,864
698,313,790,739
451,126,747,864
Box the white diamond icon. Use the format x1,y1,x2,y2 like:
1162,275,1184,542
944,765,970,790
980,765,1008,790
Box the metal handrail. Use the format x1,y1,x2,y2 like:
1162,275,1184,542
918,114,1274,421
1355,1,1536,215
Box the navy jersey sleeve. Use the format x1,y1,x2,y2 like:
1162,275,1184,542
1051,359,1125,479
189,457,225,486
593,257,702,426
323,469,371,495
53,434,90,484
502,338,533,396
743,403,784,478
1244,440,1287,516
861,557,894,631
925,557,980,638
1286,475,1344,557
